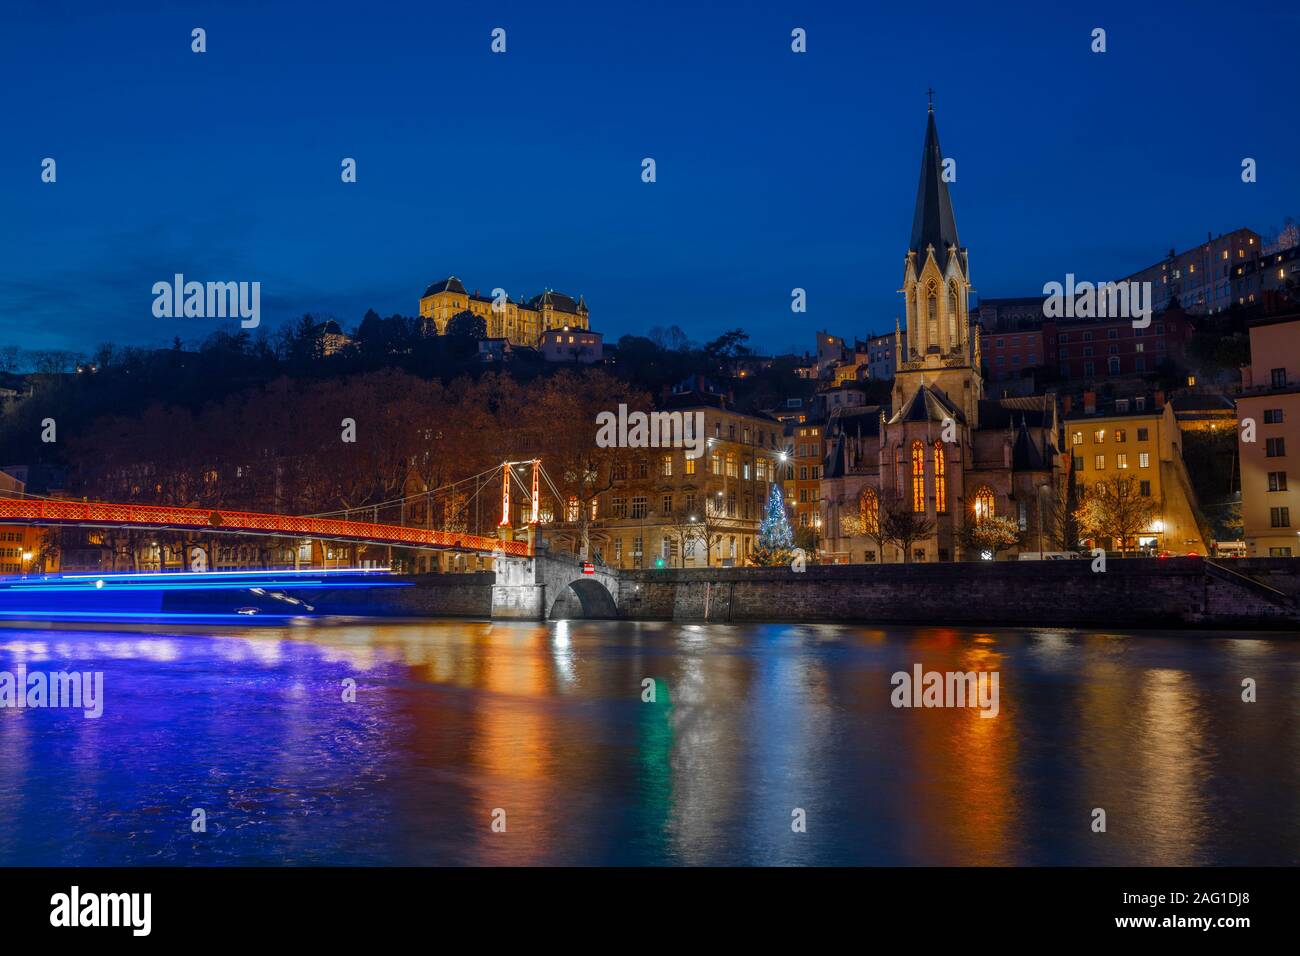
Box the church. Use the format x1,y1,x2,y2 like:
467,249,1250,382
821,102,1066,562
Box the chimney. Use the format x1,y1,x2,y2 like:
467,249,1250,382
1154,390,1165,409
1061,394,1073,416
1083,390,1096,415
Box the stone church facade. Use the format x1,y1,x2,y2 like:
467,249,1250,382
822,104,1066,562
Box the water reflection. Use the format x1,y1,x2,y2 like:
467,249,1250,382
0,620,1297,865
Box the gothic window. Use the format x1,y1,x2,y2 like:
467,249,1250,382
933,441,947,513
926,282,938,347
911,440,926,512
973,486,995,523
948,283,959,346
858,487,879,535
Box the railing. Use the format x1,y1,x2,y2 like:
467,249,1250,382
0,498,531,557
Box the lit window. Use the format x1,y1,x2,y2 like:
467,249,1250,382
933,441,947,513
859,487,879,535
973,487,995,522
911,441,926,512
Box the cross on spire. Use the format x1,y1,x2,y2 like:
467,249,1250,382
926,87,935,111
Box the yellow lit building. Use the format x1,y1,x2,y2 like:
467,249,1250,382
1237,314,1300,556
787,421,823,536
589,391,786,569
419,276,589,346
1065,396,1207,554
0,469,58,574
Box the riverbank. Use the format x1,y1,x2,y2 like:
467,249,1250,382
285,557,1300,630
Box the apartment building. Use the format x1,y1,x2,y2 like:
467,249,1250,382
593,390,785,568
1238,314,1300,556
1065,394,1207,554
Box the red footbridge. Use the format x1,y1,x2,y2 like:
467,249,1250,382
0,497,532,557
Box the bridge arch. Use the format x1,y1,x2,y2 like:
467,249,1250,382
548,577,618,619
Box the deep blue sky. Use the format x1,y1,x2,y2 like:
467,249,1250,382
3,0,1297,356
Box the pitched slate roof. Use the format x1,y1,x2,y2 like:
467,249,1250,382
526,290,583,314
1011,418,1047,471
823,405,884,478
980,394,1055,430
888,383,964,425
422,276,466,297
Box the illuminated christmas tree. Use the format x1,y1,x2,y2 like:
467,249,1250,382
750,484,795,565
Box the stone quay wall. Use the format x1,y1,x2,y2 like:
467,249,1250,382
613,558,1300,629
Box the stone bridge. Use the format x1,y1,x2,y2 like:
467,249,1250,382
491,550,620,620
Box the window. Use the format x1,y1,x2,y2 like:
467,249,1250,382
911,441,926,512
711,454,721,475
614,539,623,562
933,441,947,513
948,284,959,344
1139,480,1151,497
1266,438,1286,458
634,461,648,479
1136,427,1149,441
973,486,995,522
662,494,673,513
1116,453,1128,469
685,456,697,476
661,455,672,477
1268,471,1288,492
1108,356,1120,374
566,496,579,522
1114,429,1126,443
685,493,696,512
1139,452,1150,468
1071,431,1083,446
1072,455,1084,472
926,282,938,346
726,454,737,478
1272,368,1287,388
858,487,879,535
1270,507,1291,528
631,496,648,519
1264,409,1284,424
611,496,626,518
1094,429,1106,443
1095,454,1105,470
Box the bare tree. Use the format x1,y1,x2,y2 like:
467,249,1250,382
1074,473,1160,555
880,489,935,563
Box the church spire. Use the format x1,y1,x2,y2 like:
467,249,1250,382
908,97,960,271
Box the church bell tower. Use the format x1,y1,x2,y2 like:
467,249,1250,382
896,94,982,424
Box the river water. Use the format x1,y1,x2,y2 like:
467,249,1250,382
0,619,1297,866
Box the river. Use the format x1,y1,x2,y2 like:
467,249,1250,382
0,619,1297,865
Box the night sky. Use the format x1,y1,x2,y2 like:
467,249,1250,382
3,0,1297,355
